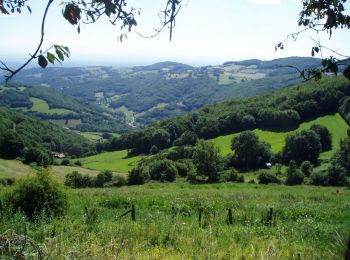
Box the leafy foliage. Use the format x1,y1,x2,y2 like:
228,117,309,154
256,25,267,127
231,131,272,171
286,160,305,185
192,140,223,182
4,170,67,218
282,130,322,165
258,171,280,184
0,107,94,158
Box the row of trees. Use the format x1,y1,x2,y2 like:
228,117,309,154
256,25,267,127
102,77,349,155
125,123,334,185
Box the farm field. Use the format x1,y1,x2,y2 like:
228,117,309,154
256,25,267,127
76,113,348,174
211,113,348,158
30,97,73,115
0,182,349,259
80,150,143,173
0,159,102,181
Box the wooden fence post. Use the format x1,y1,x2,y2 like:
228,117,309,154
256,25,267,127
345,233,350,260
227,208,233,225
198,208,202,227
265,207,273,226
131,204,136,221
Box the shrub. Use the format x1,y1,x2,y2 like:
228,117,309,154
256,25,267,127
175,162,189,177
258,171,280,184
150,145,159,155
65,171,84,188
237,175,245,183
61,159,70,166
0,178,15,186
286,160,304,185
5,170,67,218
101,170,113,182
128,168,148,185
148,159,178,182
300,161,313,177
310,170,328,186
327,163,348,186
74,160,82,166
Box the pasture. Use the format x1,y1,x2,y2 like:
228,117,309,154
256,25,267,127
211,113,348,158
30,97,73,115
0,182,349,259
80,150,143,173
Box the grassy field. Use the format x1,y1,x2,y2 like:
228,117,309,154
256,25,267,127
0,159,101,181
211,113,348,158
30,97,73,115
0,159,33,178
0,182,349,259
80,150,143,173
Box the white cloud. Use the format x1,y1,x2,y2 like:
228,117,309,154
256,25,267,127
252,0,282,5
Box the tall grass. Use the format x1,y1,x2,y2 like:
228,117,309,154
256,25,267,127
1,183,349,259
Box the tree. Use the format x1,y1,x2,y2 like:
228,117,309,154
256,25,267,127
192,140,223,182
0,0,184,82
286,160,304,185
148,159,178,182
231,131,272,171
282,130,321,165
310,124,332,151
276,0,350,80
300,160,313,177
0,130,24,159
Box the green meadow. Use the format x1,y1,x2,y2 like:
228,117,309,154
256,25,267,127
75,114,348,174
80,150,143,173
211,113,348,158
30,97,73,115
0,182,349,259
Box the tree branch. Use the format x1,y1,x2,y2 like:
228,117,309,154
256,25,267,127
1,0,53,83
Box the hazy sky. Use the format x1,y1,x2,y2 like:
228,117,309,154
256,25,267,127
0,0,349,66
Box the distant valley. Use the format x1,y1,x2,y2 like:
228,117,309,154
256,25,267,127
4,57,321,129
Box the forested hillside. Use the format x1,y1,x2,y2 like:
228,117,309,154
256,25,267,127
0,85,129,132
0,107,94,158
103,76,350,154
10,57,321,125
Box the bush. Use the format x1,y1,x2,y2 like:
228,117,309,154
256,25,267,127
128,167,148,185
65,171,85,188
110,175,127,187
5,170,67,218
101,170,113,182
310,170,329,186
74,160,82,166
286,160,304,185
327,163,348,186
148,159,178,182
258,171,280,184
300,161,313,177
175,162,189,177
150,145,159,155
0,178,15,186
61,159,70,166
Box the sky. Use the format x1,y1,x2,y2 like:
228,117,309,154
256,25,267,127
0,0,349,67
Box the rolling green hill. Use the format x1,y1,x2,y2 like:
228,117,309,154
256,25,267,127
79,150,144,173
0,107,94,156
0,85,129,132
211,113,348,160
10,57,321,126
75,113,348,173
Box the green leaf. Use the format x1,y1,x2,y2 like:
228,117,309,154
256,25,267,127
56,49,64,61
38,55,48,68
47,52,55,64
27,6,32,14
